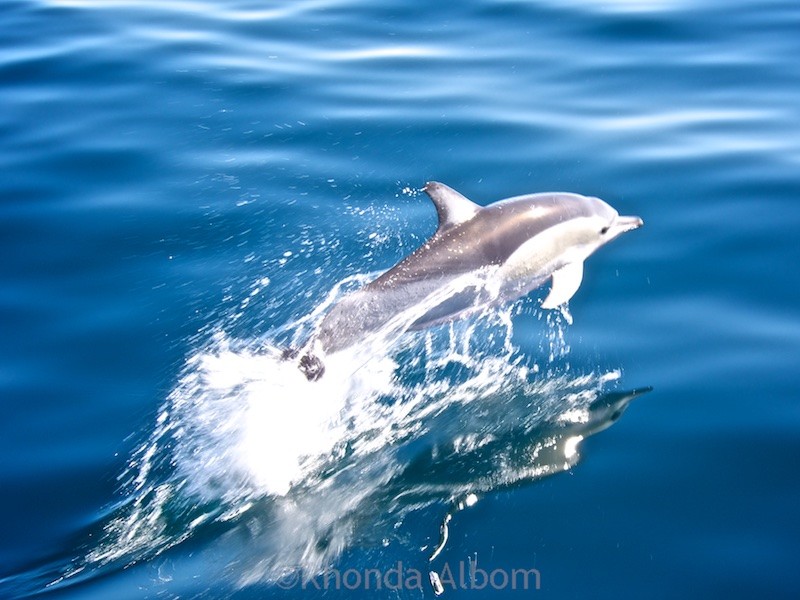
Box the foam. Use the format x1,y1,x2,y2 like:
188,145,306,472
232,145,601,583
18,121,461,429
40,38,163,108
65,272,621,588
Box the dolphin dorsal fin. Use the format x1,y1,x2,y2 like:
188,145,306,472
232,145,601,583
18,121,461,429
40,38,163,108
423,182,481,231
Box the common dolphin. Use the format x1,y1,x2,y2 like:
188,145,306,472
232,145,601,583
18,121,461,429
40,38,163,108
295,182,642,380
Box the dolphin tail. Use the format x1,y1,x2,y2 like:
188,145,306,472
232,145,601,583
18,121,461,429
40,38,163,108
281,347,326,381
299,352,325,381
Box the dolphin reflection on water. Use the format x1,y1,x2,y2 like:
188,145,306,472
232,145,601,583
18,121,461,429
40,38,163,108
419,385,652,593
291,182,643,380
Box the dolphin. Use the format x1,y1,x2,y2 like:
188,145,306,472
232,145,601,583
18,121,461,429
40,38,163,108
294,182,642,380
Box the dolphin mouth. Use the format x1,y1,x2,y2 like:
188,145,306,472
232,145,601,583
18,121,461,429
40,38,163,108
611,215,644,235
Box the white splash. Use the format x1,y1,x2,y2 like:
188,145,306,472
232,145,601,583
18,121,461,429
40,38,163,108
66,270,624,589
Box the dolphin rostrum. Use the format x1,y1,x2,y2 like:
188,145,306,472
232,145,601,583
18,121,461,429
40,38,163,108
295,182,642,380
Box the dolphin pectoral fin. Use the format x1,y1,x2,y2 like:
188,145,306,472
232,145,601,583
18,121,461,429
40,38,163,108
423,182,481,231
541,261,584,309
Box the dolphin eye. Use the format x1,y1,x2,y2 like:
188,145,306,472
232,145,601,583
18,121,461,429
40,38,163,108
600,226,610,235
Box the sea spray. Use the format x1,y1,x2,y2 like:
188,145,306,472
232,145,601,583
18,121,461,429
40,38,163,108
57,274,622,590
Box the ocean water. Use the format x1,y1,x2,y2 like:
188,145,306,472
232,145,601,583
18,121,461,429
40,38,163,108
1,0,799,598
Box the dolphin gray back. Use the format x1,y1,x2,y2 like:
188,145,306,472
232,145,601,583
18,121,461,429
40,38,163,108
368,186,600,291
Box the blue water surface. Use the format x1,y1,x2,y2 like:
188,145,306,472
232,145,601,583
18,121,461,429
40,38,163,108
1,0,799,598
